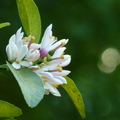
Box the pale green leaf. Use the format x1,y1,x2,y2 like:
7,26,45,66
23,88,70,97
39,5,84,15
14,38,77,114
0,100,22,118
61,76,86,119
16,0,41,43
0,22,10,29
7,62,44,108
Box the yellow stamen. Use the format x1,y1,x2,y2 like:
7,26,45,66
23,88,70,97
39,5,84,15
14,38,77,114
52,84,59,88
49,36,55,39
58,65,62,72
31,36,35,41
43,80,48,84
61,42,66,46
16,60,20,64
61,55,64,59
30,66,40,70
23,37,29,41
41,76,47,79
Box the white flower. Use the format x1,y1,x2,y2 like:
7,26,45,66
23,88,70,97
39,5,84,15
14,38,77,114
30,24,71,96
39,24,69,57
33,63,70,96
33,49,71,96
25,49,40,62
33,68,63,96
6,24,71,97
40,24,54,50
30,43,40,50
6,28,32,69
12,45,30,69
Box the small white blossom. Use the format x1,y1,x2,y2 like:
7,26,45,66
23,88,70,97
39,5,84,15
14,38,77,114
25,49,40,62
39,24,68,57
6,28,34,69
6,24,71,97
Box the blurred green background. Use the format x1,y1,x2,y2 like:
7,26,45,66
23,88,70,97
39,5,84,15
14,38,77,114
1,0,120,120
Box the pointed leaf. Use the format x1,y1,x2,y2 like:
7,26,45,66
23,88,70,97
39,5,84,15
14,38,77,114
0,22,10,29
61,76,86,119
16,0,41,43
0,100,22,118
7,62,44,107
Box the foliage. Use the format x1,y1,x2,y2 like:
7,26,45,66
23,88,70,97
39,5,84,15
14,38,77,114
16,0,41,43
0,100,22,119
62,76,85,119
0,0,85,119
7,62,44,108
0,22,10,29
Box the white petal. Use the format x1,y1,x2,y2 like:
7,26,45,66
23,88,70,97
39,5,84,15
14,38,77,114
26,49,40,62
48,39,68,51
42,64,58,71
12,62,21,69
6,42,18,61
16,45,28,62
34,68,48,76
60,55,71,67
54,76,67,84
20,61,32,67
9,34,15,43
16,27,22,36
10,42,18,61
6,45,13,61
41,72,62,84
25,49,33,60
52,47,66,58
41,24,54,49
37,67,48,72
44,82,61,97
51,70,71,76
16,39,22,50
29,65,39,69
15,27,24,43
50,55,71,66
30,43,40,50
50,87,61,96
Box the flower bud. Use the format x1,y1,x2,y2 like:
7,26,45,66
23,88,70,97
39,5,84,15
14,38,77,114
40,48,48,58
26,49,40,62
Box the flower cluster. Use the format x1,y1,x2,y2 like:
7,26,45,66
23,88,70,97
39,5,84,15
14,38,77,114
6,24,71,96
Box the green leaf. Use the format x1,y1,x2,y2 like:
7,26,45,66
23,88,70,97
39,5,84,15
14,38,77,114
61,76,86,119
7,62,44,108
0,22,10,29
16,0,41,43
0,100,22,118
0,64,8,69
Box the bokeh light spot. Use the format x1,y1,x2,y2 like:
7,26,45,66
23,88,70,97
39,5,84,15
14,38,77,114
98,48,120,73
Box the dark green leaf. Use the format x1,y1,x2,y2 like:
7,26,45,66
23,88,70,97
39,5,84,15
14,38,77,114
61,76,86,119
0,22,10,29
16,0,41,43
7,62,44,108
0,100,22,118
